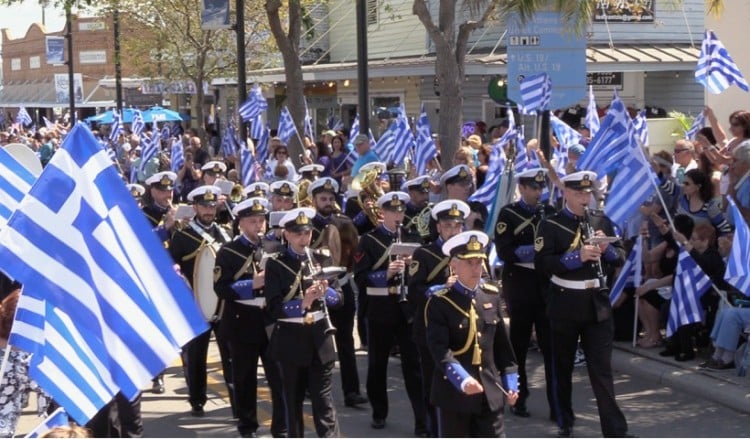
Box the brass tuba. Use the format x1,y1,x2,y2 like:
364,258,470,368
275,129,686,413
230,183,244,203
351,167,384,226
296,178,314,208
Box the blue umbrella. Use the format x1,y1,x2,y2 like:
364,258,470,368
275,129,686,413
143,106,183,123
84,108,138,124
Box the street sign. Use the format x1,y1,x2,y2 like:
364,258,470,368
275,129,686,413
506,12,586,110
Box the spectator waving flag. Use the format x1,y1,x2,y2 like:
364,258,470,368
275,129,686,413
0,123,207,424
170,137,184,173
131,110,145,137
610,235,643,305
519,73,552,114
238,85,268,122
16,106,32,126
24,407,69,438
685,112,706,140
414,103,437,175
604,146,655,229
586,85,600,137
632,109,649,147
139,123,161,173
576,91,634,178
725,196,750,296
0,147,37,228
695,30,750,94
277,107,297,145
109,109,123,143
667,246,712,337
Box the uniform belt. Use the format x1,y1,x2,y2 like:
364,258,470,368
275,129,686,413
514,262,535,270
236,298,266,308
279,311,325,324
551,275,604,290
367,286,399,296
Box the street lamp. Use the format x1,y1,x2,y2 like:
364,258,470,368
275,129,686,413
65,2,75,122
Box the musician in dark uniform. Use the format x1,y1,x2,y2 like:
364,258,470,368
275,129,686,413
127,183,145,207
403,176,433,242
200,160,227,186
440,164,488,232
269,180,298,212
407,199,469,437
265,207,342,437
169,185,234,418
424,231,519,437
346,161,386,236
354,191,428,436
308,177,369,408
214,197,286,438
534,171,630,438
243,182,270,199
494,167,557,419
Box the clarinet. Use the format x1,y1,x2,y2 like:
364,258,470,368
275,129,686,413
303,246,337,335
581,207,610,296
395,223,408,303
536,202,547,222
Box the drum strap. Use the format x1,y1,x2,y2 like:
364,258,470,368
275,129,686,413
182,220,231,261
312,225,326,248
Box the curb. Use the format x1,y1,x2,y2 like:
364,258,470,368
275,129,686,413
613,345,750,415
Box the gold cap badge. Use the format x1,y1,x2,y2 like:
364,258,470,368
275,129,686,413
467,235,482,251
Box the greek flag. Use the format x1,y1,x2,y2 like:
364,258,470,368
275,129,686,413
139,123,161,173
277,107,297,145
604,147,655,229
238,85,268,122
695,30,750,94
350,114,361,140
725,196,750,297
514,124,530,172
250,114,264,141
519,73,552,114
170,138,184,173
0,123,207,424
414,103,437,175
469,126,514,205
0,148,36,228
43,116,56,131
16,107,32,126
256,121,270,164
632,110,649,147
109,110,123,143
161,124,171,140
375,105,414,165
304,102,316,141
667,246,712,337
241,142,260,186
576,91,634,178
131,110,145,137
610,235,643,305
24,407,69,438
685,112,706,140
221,124,238,158
586,86,600,137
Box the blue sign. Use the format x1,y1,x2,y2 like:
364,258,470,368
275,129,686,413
45,36,65,65
506,12,586,110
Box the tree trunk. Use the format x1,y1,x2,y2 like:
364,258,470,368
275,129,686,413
435,51,463,168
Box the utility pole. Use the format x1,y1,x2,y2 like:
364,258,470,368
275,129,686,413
235,0,248,144
65,3,75,122
113,4,123,113
355,0,368,133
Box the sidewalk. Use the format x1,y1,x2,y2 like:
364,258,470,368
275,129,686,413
612,341,750,415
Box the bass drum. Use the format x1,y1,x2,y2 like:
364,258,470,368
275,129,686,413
192,243,223,322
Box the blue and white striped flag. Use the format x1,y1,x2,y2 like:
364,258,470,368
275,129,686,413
0,123,207,424
161,124,171,140
514,124,530,172
725,196,750,297
43,116,56,131
16,107,32,126
375,106,414,165
576,91,634,178
519,73,552,114
610,235,643,305
586,85,600,137
131,110,145,137
221,124,238,158
238,85,268,122
667,246,712,337
695,30,750,94
0,148,36,228
256,122,270,164
109,109,123,143
241,142,261,186
350,114,361,140
170,138,184,173
414,103,437,175
685,112,706,140
632,109,649,147
469,127,514,205
250,114,264,141
24,407,69,438
604,147,655,229
304,100,315,141
139,123,161,173
277,107,297,145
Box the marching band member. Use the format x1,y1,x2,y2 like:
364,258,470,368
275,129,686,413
201,160,228,186
424,231,519,437
407,199,470,437
534,171,630,438
214,197,286,438
244,181,270,199
169,185,234,418
127,183,145,207
403,176,433,242
354,191,428,436
441,165,488,230
494,168,557,419
269,180,298,212
265,207,342,437
299,163,324,181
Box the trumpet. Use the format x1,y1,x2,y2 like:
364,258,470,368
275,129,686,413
302,246,337,335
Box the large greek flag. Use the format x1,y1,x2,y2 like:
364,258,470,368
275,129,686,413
604,147,655,229
667,247,712,337
519,73,551,114
0,148,36,228
610,235,643,305
238,85,268,122
0,124,207,424
725,196,750,297
576,91,634,178
695,30,749,94
277,107,297,144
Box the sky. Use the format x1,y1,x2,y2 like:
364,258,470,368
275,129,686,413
0,2,67,39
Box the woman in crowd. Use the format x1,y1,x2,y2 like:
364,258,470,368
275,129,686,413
331,135,352,186
675,169,731,235
315,140,333,178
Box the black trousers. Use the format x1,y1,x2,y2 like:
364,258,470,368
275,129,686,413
549,317,628,437
181,324,233,409
276,358,339,438
229,337,287,437
114,392,143,438
330,282,361,396
437,397,504,438
366,318,427,433
416,341,439,437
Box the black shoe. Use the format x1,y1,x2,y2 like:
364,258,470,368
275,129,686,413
659,346,678,357
706,360,735,370
675,351,695,362
344,392,369,407
371,418,386,429
190,404,204,417
152,377,165,394
557,426,573,438
511,405,531,417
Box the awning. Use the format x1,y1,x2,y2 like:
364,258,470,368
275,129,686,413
0,80,116,109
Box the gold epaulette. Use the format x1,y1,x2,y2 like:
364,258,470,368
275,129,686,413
481,283,499,294
432,287,448,297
